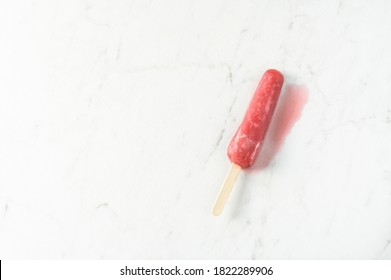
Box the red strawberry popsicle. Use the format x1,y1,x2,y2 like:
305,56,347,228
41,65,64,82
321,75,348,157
213,69,284,216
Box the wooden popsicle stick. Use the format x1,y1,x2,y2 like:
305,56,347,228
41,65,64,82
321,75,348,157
213,163,242,216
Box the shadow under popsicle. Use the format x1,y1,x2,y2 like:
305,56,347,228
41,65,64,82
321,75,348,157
231,84,309,217
253,84,309,170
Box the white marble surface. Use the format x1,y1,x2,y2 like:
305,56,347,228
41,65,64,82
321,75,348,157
0,0,391,259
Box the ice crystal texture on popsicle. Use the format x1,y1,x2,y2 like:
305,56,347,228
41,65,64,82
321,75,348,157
227,69,284,168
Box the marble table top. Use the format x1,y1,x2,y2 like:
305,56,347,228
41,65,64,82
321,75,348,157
0,0,390,259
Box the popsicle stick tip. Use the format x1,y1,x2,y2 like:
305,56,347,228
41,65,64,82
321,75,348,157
212,207,221,216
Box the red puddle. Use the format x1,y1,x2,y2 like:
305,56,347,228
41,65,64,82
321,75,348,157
252,84,309,170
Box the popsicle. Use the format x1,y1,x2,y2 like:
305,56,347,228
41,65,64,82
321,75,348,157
213,69,284,216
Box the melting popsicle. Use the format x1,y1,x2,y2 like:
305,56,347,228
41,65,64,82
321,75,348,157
213,69,284,216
